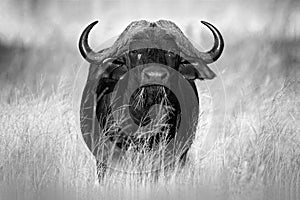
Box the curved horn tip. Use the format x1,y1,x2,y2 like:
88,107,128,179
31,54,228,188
200,21,219,32
90,20,99,26
79,20,100,63
200,21,210,25
199,20,224,63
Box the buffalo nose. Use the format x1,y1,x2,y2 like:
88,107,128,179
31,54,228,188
142,66,170,84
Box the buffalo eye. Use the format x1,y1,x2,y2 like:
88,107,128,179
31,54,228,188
165,50,179,68
129,50,142,63
165,50,176,58
129,50,139,57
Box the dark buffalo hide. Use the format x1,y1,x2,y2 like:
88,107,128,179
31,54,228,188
78,20,224,177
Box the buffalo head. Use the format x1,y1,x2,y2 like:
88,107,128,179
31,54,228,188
78,20,224,176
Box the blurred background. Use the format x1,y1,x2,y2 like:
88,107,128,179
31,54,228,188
0,0,299,112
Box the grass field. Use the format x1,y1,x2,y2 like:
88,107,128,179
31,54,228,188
0,0,300,199
0,72,299,200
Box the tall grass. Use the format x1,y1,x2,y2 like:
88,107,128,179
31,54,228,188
0,76,299,200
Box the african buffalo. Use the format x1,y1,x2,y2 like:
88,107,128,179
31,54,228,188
78,20,224,179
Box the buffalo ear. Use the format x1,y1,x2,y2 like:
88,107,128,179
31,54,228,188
179,57,216,80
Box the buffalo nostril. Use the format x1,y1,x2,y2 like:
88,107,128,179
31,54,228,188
145,73,151,79
161,73,168,80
